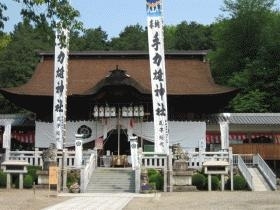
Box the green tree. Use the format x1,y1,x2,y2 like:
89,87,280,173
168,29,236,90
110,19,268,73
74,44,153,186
174,21,214,50
0,19,53,87
229,90,269,112
211,0,276,82
0,2,8,29
164,25,177,50
0,19,53,113
14,0,82,32
109,24,148,50
78,27,108,51
210,0,280,112
0,32,11,52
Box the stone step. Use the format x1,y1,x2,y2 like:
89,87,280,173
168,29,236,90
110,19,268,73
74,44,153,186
86,167,135,193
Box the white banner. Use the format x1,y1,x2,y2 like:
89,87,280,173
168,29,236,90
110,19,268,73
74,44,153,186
3,124,11,149
220,121,229,150
146,0,169,154
53,28,69,150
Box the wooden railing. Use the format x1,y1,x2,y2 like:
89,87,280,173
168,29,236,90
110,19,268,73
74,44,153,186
232,144,280,160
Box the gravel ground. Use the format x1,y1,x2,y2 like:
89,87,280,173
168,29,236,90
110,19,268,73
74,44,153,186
0,189,69,210
124,191,280,210
0,189,280,210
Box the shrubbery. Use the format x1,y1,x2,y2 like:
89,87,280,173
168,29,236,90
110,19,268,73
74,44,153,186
204,175,220,190
147,168,163,191
225,175,248,190
192,173,206,190
27,166,42,185
0,170,6,187
67,169,80,189
23,175,33,188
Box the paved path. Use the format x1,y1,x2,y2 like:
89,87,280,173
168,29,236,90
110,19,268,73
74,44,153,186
42,193,155,210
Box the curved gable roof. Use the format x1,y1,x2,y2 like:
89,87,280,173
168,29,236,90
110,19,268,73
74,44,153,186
1,51,236,97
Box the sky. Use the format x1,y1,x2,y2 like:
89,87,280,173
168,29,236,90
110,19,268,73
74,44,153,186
3,0,280,39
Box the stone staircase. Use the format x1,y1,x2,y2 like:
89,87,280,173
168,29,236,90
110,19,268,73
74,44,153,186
248,167,272,191
86,168,135,193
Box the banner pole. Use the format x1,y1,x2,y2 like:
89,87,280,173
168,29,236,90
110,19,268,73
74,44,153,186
145,0,169,154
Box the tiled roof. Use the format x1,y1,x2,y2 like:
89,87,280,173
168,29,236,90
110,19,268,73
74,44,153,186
210,113,280,125
1,51,236,97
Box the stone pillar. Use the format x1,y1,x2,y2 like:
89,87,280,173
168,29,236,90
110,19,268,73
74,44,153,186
62,148,68,192
163,167,167,192
75,134,83,168
6,173,11,189
5,148,10,161
129,136,138,170
135,168,141,193
229,147,234,191
167,150,173,192
34,148,40,166
208,174,212,191
19,173,23,189
221,174,225,191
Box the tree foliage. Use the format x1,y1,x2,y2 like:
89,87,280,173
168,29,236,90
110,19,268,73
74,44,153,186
70,27,109,51
0,2,8,29
110,24,148,50
13,0,82,31
210,0,280,112
174,21,214,50
0,19,53,88
0,19,54,113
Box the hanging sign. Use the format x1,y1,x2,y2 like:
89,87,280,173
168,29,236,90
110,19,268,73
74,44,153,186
53,27,69,150
49,166,58,185
146,0,169,154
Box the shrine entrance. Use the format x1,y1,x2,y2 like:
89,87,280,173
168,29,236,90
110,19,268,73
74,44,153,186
103,129,130,156
99,129,131,167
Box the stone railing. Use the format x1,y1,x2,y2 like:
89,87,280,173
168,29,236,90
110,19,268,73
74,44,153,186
80,149,97,193
8,149,76,168
187,151,230,169
237,154,253,190
254,154,277,190
141,152,168,170
140,152,171,192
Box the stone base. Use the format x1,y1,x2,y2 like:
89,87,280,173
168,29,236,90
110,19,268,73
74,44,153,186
37,170,49,185
173,175,192,186
173,185,197,192
35,184,49,189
